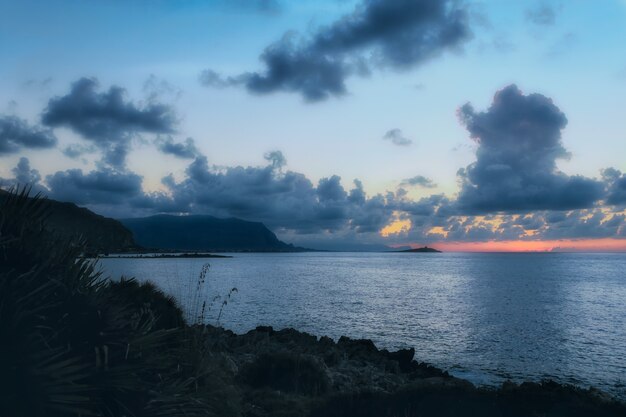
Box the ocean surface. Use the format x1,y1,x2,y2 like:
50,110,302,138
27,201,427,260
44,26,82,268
99,252,626,399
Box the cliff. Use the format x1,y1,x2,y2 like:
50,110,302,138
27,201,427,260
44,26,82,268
120,214,306,252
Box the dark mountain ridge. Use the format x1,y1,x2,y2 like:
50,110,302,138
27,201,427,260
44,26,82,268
0,191,138,253
120,214,307,252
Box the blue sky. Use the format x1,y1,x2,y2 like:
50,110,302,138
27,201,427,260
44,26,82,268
1,0,626,250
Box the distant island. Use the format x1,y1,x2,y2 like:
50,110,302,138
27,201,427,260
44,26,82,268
398,246,441,253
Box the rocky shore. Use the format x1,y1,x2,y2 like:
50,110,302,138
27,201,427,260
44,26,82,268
199,325,626,417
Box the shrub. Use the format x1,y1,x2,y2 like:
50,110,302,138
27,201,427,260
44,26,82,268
0,189,215,416
107,277,185,330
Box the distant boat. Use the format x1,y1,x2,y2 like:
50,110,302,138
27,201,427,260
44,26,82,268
398,246,441,253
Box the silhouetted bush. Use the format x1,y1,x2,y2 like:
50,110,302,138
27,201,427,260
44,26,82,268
0,189,216,416
107,277,185,330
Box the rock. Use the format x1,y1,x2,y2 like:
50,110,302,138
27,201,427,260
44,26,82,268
384,348,415,372
240,351,331,396
193,325,626,417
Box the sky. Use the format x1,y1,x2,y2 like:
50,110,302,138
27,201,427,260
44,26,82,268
1,0,626,251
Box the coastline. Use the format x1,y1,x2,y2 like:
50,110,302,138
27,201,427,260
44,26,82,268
92,252,233,259
199,324,626,417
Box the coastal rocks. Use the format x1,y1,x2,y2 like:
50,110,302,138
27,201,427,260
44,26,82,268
240,352,331,395
198,325,626,417
202,325,457,396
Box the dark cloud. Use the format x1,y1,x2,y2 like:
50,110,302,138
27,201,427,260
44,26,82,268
156,136,199,159
603,168,626,206
0,157,48,194
9,151,622,248
46,168,144,205
12,157,41,185
401,175,436,188
264,150,287,170
0,115,57,154
42,77,177,167
150,155,412,234
525,3,557,26
456,84,604,214
539,210,625,240
203,0,472,101
383,128,413,146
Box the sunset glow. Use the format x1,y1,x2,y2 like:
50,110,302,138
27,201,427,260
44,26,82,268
414,239,626,253
380,217,412,237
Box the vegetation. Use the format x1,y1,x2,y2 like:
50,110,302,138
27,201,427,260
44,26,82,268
0,188,227,416
0,189,138,254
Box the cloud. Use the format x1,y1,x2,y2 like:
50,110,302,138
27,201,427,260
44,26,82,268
152,155,418,235
383,128,413,146
156,136,199,159
401,175,436,188
12,157,41,185
202,0,472,101
539,210,625,240
0,157,49,194
42,77,177,168
0,115,57,154
603,168,626,206
198,70,234,88
142,75,182,103
62,143,95,159
525,3,557,26
8,149,624,249
46,168,144,205
264,150,287,170
456,84,604,214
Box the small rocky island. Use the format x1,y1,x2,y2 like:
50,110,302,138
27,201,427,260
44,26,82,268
398,246,442,253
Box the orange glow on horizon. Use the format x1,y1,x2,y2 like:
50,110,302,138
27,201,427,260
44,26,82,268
401,238,626,252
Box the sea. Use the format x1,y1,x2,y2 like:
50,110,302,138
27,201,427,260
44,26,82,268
99,252,626,399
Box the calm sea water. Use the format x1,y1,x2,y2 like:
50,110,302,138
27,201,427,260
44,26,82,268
99,252,626,399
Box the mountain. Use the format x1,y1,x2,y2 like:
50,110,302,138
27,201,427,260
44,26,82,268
120,215,306,252
44,201,138,254
398,246,441,253
0,191,138,254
